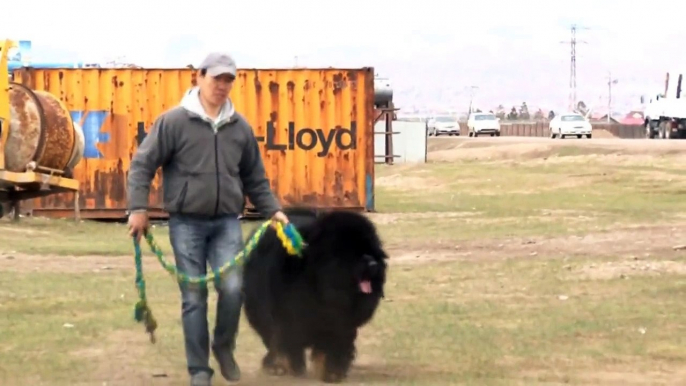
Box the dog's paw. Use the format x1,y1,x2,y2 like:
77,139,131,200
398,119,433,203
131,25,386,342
322,371,345,383
262,352,275,368
264,364,289,376
263,354,291,377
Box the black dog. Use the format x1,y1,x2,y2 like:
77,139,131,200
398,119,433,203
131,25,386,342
242,207,388,383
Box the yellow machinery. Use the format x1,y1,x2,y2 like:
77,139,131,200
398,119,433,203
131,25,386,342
0,39,83,219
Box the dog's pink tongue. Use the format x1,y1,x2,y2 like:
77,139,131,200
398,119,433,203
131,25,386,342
359,280,372,294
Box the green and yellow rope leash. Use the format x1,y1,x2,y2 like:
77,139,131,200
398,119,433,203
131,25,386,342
132,219,305,343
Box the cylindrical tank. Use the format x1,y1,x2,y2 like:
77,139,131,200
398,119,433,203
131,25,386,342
374,77,393,107
4,82,78,172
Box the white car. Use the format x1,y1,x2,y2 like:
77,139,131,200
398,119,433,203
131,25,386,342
549,113,592,139
467,113,501,137
427,115,460,136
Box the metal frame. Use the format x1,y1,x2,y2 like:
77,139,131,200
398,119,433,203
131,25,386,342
373,106,400,165
0,39,80,219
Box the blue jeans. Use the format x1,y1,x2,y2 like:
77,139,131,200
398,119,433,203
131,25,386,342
168,214,244,376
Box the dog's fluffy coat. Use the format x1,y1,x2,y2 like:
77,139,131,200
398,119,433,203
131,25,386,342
242,207,388,382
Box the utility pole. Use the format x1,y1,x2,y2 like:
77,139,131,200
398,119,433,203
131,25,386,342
467,85,479,114
607,71,619,123
561,24,588,112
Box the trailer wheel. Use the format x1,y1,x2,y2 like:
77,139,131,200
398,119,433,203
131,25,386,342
646,122,655,139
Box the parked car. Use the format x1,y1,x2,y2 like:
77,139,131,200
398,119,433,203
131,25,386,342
549,113,592,139
427,115,460,136
467,112,501,137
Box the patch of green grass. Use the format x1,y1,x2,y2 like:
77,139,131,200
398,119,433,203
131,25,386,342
2,255,686,385
2,146,686,384
0,217,262,256
3,154,686,255
374,159,686,242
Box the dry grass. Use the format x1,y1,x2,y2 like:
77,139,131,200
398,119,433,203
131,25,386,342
2,137,686,385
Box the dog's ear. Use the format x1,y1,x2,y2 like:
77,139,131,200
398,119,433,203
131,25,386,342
372,245,389,260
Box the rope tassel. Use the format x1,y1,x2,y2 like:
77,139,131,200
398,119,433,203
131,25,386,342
131,219,304,343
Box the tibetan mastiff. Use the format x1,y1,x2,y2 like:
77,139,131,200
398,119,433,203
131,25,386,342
242,207,388,383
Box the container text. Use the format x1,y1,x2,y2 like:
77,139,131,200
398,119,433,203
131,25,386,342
257,122,357,157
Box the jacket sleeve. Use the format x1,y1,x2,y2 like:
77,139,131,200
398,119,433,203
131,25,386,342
239,129,281,218
127,115,174,212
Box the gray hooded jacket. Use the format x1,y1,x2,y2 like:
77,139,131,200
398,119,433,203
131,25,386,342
127,87,281,218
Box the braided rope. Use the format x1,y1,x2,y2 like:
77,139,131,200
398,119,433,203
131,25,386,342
132,219,305,343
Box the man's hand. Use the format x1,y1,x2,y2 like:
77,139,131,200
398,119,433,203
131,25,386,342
128,211,149,242
271,210,289,224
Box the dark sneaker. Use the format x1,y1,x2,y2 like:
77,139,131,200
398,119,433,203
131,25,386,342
212,347,241,382
190,371,212,386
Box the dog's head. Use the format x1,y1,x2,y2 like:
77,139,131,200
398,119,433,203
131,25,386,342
353,251,387,296
299,210,388,297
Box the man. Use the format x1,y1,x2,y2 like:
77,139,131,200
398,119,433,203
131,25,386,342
127,52,288,386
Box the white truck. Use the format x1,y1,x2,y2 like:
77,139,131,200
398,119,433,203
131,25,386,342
642,71,686,139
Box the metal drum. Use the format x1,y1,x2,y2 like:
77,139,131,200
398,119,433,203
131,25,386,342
4,82,77,172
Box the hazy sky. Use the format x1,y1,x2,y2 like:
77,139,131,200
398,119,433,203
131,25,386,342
3,0,681,112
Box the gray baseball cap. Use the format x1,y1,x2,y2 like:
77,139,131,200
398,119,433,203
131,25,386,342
199,52,237,77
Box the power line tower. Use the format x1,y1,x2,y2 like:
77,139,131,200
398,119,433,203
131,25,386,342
561,24,588,111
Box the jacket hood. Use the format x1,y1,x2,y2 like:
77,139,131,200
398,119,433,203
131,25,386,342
180,87,235,125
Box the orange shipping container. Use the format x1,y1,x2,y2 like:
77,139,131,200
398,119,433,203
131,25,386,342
12,67,376,219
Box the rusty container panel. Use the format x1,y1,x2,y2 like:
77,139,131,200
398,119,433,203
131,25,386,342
13,67,375,219
4,82,76,172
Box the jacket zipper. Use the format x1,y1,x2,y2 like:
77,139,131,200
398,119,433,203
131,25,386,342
213,129,220,217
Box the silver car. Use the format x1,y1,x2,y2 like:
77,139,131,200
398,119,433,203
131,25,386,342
428,115,460,136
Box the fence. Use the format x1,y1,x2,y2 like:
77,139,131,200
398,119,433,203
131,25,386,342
457,122,645,139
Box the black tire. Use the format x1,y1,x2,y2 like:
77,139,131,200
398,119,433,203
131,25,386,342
646,122,655,139
586,134,592,139
495,132,501,137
